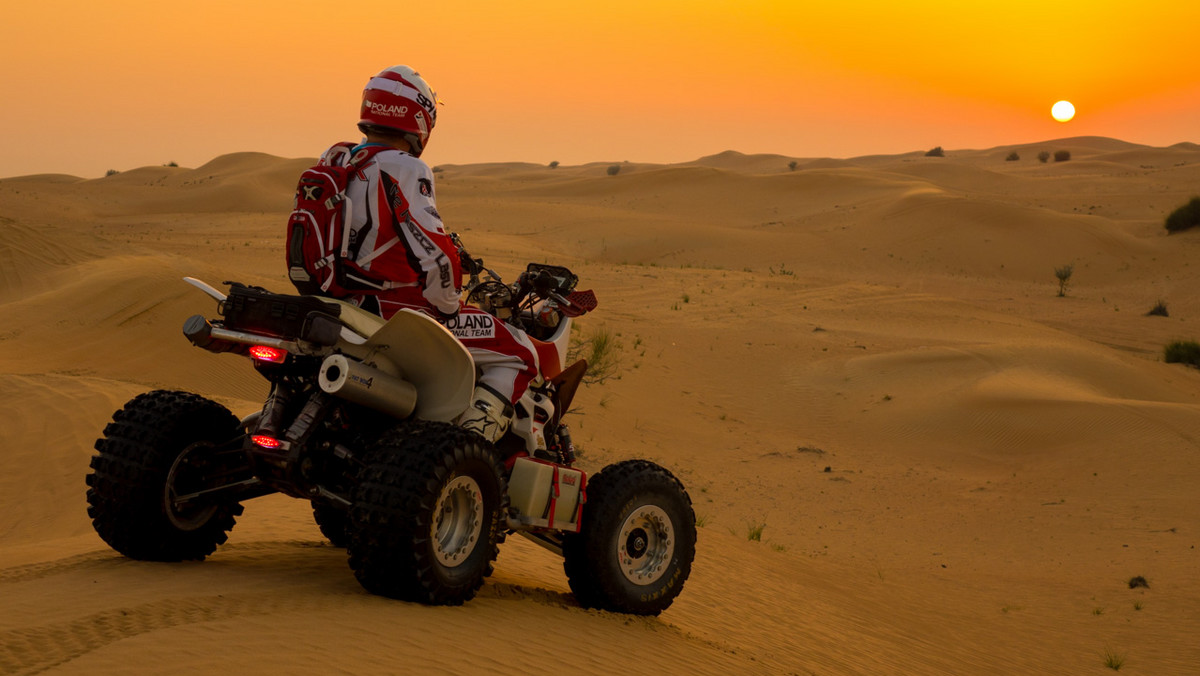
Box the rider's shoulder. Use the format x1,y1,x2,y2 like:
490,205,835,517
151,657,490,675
372,148,430,176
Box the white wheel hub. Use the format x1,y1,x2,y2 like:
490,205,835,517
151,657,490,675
616,504,674,585
432,475,484,567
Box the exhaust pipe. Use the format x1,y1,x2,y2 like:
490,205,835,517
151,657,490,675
318,354,417,420
183,314,248,355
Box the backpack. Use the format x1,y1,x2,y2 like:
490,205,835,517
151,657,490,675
285,142,395,297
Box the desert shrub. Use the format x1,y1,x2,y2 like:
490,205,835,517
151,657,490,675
1146,300,1169,317
746,522,766,541
549,160,559,169
1037,151,1051,163
164,161,178,167
1164,340,1200,367
925,146,945,157
606,164,620,176
1054,150,1072,162
105,169,120,176
1102,648,1125,671
1006,152,1020,161
1164,197,1200,233
1054,264,1073,297
568,325,621,384
788,160,798,171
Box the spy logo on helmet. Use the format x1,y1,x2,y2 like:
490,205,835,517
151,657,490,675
302,184,322,200
418,178,433,197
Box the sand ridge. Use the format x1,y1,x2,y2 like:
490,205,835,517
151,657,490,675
2,137,1199,674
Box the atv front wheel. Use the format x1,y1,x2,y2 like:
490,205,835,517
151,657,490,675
86,390,247,561
562,459,696,615
348,421,507,605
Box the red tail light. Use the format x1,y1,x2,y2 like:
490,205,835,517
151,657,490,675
248,345,288,363
251,434,282,449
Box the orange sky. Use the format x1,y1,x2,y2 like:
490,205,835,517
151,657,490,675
2,0,1198,178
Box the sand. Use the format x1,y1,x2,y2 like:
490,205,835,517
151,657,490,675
2,136,1198,674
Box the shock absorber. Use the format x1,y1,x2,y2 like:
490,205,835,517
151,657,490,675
284,392,332,449
556,422,577,465
255,383,293,438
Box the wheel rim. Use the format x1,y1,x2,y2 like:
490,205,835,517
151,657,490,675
432,475,484,567
616,504,674,585
164,442,219,530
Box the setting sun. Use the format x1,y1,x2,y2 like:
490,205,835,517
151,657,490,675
1052,100,1076,122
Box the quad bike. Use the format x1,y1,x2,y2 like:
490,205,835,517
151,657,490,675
86,254,696,615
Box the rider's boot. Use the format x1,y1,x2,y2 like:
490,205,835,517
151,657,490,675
457,384,514,444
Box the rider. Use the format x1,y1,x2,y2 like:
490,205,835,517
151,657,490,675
319,64,538,443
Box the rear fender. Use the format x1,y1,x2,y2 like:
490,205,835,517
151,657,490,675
341,309,475,422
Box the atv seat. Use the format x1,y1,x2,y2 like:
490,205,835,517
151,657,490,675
324,299,386,339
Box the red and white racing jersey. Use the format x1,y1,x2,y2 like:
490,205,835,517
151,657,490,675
323,142,539,403
327,143,462,319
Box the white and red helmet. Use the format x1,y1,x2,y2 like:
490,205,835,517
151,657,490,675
358,65,439,156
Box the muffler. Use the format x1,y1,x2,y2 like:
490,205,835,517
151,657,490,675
182,314,248,355
318,354,417,419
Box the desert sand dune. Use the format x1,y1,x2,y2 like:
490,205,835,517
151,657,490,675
2,139,1199,674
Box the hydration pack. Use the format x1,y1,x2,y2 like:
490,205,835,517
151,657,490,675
285,142,394,297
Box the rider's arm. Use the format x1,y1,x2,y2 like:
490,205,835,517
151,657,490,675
377,154,462,317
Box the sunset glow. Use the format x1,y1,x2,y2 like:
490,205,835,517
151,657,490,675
2,1,1198,177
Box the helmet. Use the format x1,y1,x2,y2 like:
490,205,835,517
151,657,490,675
358,65,439,156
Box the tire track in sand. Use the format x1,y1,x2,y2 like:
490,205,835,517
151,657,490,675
0,589,356,675
0,540,337,584
0,551,119,584
0,540,357,675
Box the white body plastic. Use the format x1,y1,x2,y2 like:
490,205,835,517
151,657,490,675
510,314,574,454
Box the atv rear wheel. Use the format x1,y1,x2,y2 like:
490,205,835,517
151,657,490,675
312,500,349,547
562,459,696,615
348,421,507,605
87,390,247,561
